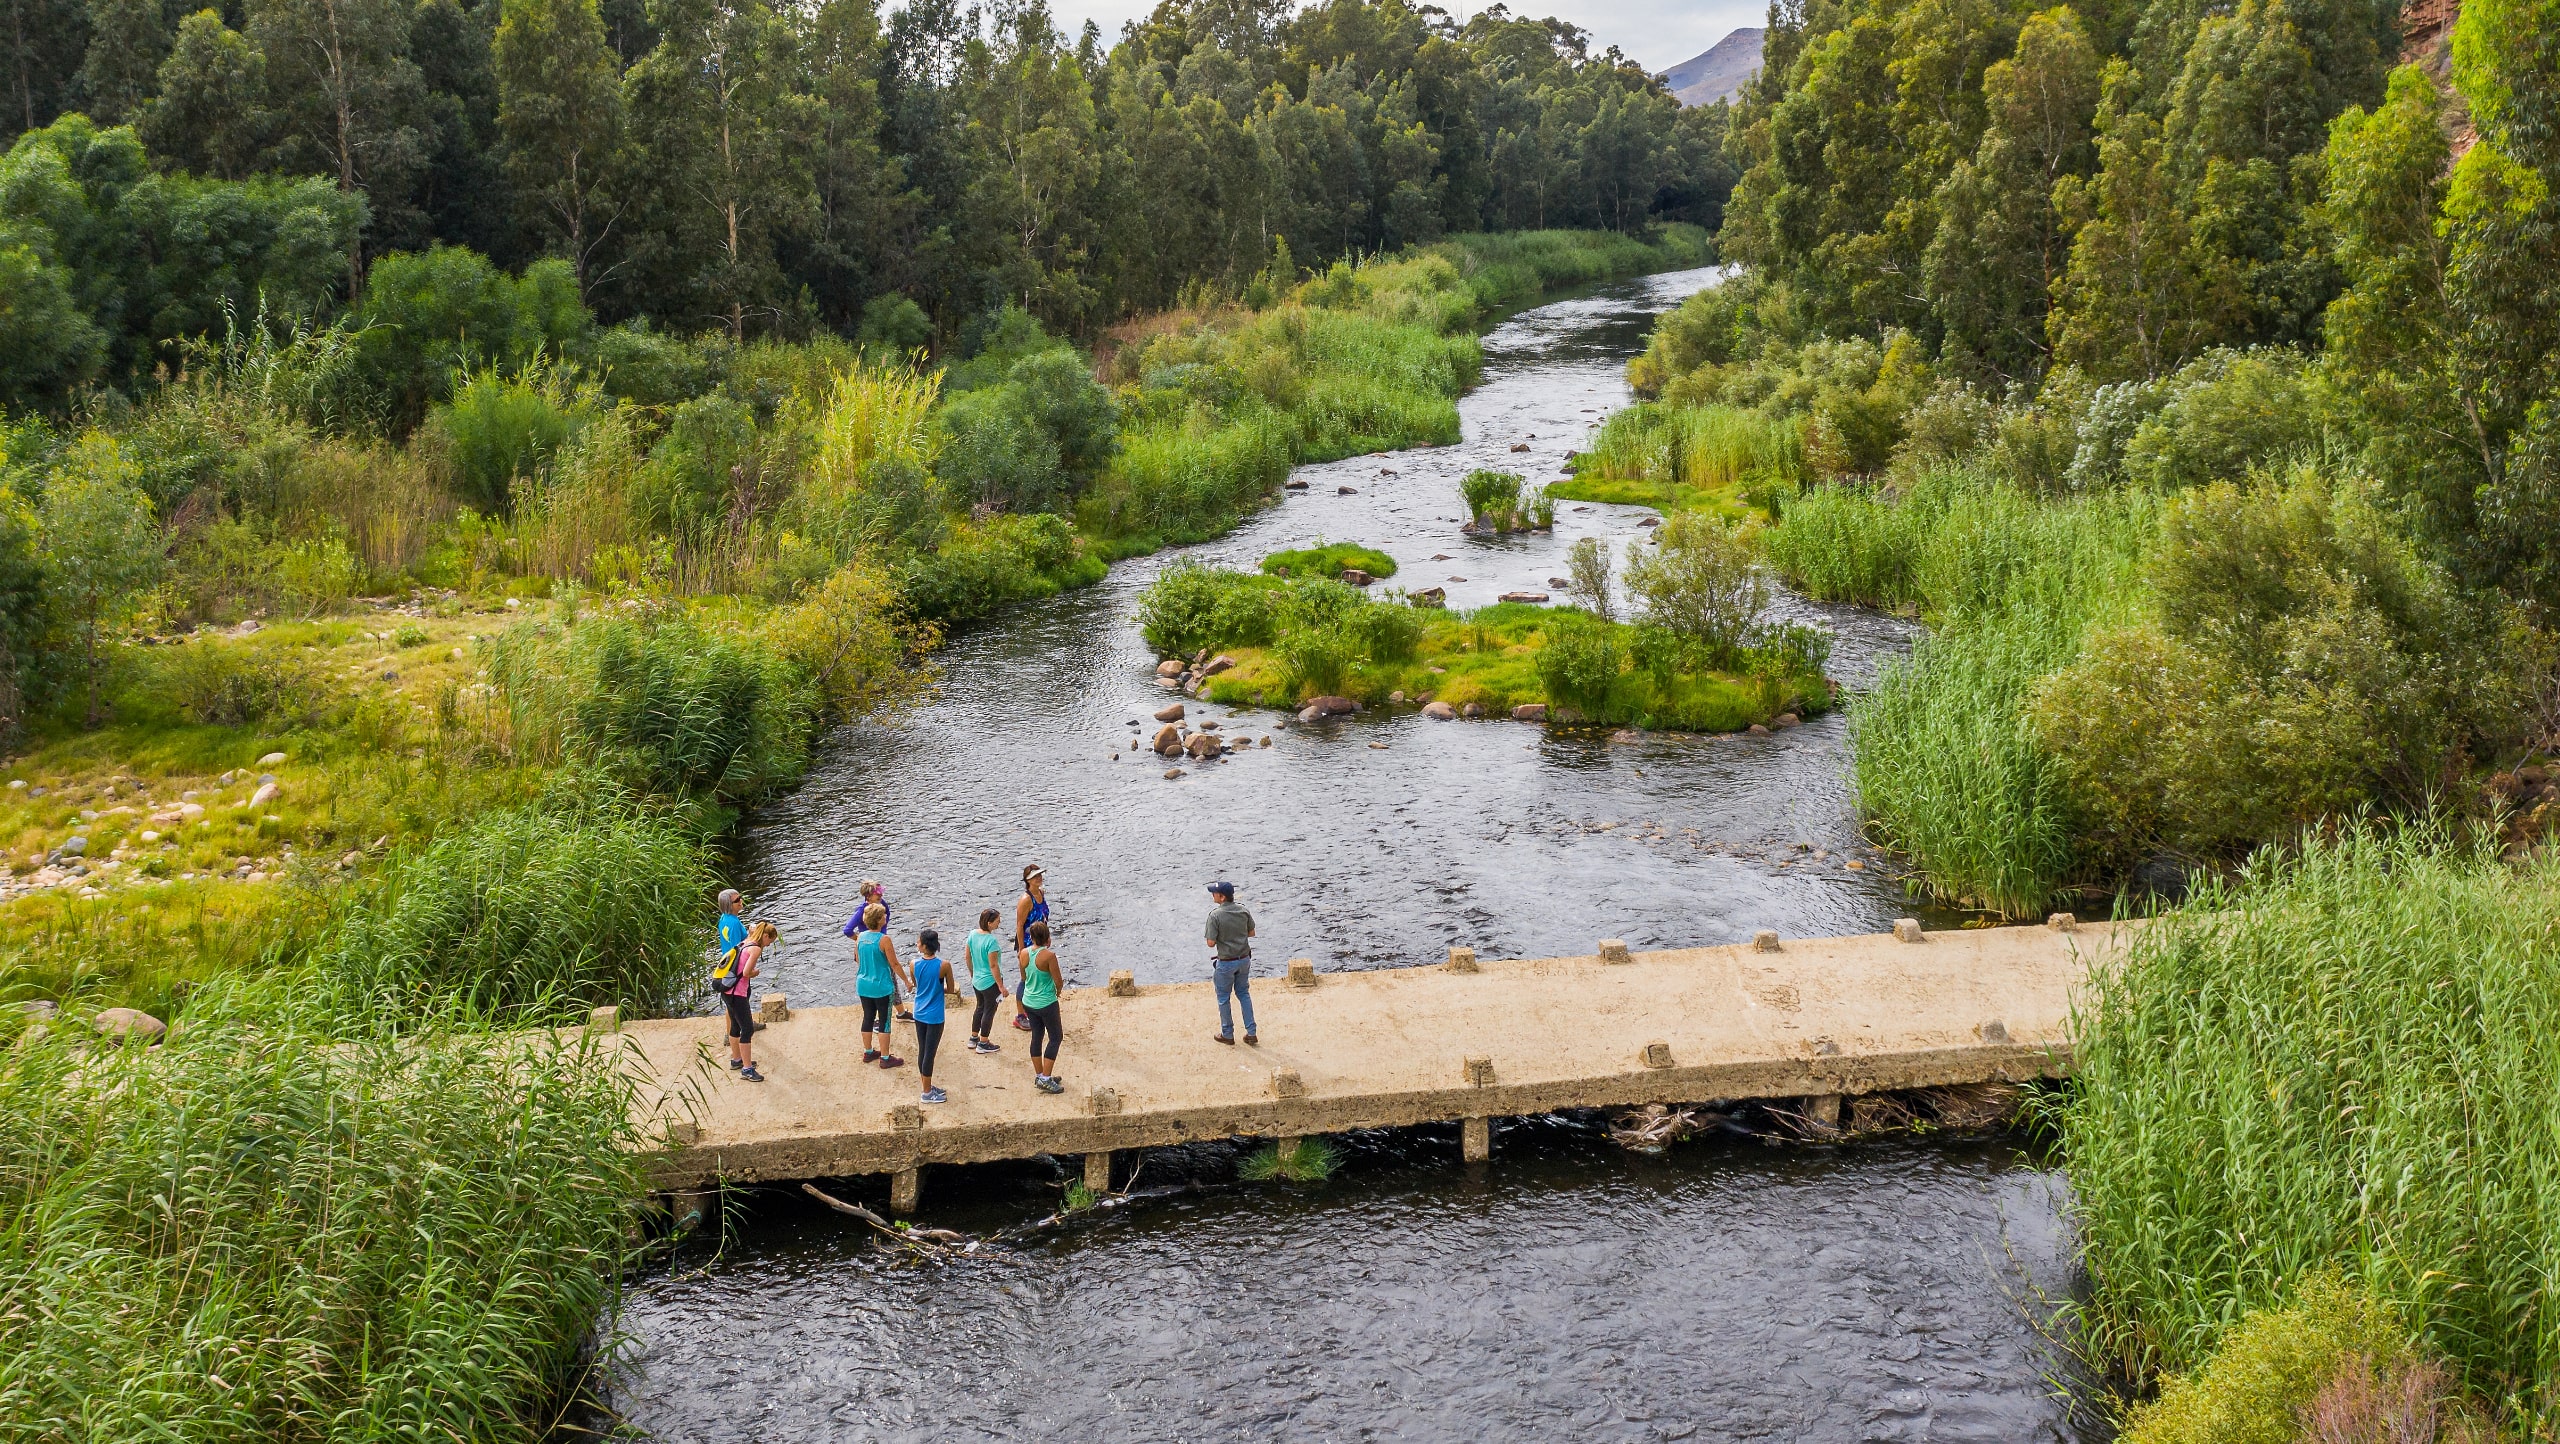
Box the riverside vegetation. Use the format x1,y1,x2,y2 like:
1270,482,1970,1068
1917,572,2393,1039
0,0,1736,1428
1582,0,2560,1429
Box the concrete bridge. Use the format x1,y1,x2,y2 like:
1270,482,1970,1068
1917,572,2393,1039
612,917,2123,1212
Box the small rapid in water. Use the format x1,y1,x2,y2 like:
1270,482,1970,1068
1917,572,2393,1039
604,269,2092,1442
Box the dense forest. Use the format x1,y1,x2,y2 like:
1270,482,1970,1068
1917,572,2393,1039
0,0,1731,411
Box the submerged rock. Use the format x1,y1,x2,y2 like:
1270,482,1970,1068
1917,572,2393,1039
1303,696,1358,717
1154,703,1185,722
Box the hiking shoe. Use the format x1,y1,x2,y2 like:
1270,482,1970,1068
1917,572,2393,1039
862,1048,880,1063
740,1065,765,1083
1012,1013,1033,1031
920,1087,948,1104
971,1038,999,1054
895,1009,913,1022
878,1054,906,1070
730,1057,744,1069
1035,1074,1065,1094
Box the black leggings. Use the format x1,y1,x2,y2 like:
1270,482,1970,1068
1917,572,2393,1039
860,994,893,1035
723,991,754,1043
915,1020,944,1078
1025,1002,1062,1063
971,986,1002,1037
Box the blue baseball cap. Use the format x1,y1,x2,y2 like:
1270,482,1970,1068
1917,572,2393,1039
1206,880,1235,897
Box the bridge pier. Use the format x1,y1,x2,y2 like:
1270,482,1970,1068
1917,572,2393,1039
1085,1150,1113,1193
891,1167,921,1215
1462,1116,1492,1163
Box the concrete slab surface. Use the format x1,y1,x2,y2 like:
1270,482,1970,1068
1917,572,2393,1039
621,920,2125,1189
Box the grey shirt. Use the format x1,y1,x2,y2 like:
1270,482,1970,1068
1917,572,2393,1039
1205,902,1255,962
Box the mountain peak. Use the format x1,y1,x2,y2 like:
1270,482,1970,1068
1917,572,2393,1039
1661,28,1765,107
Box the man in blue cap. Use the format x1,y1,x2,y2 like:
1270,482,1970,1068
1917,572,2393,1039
1204,880,1258,1045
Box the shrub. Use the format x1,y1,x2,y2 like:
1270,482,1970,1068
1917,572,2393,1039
315,801,710,1024
1623,513,1768,664
1270,624,1356,696
2120,1274,2413,1444
1459,468,1524,526
2120,348,2321,491
1566,535,1613,620
632,393,756,537
428,366,598,511
352,248,590,430
1537,612,1624,713
1341,596,1423,663
1136,560,1236,656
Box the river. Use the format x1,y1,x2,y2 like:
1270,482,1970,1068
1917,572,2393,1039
600,268,2094,1442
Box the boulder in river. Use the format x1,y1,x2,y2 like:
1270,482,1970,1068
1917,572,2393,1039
1340,568,1373,586
1463,702,1483,717
1297,706,1322,725
1304,695,1359,717
1284,479,1309,490
1156,677,1181,690
1512,703,1548,722
1774,713,1801,729
1337,485,1358,495
1156,659,1184,677
1499,591,1550,604
1637,516,1661,528
1185,733,1219,759
1423,701,1456,720
1747,723,1771,736
1510,442,1530,452
1548,577,1571,588
1153,725,1183,754
1409,587,1446,608
1154,703,1185,722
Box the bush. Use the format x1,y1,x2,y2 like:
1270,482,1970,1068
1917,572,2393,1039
895,512,1104,626
1536,611,1624,713
1341,595,1423,663
2119,348,2321,491
1623,513,1768,664
1459,468,1524,527
316,801,711,1024
2120,1274,2413,1444
352,248,591,430
428,366,598,511
631,393,756,538
1273,623,1358,696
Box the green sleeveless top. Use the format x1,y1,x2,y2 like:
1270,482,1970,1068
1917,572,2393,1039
1021,949,1060,1008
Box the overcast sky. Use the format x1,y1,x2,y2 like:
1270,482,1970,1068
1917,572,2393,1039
1033,2,1770,77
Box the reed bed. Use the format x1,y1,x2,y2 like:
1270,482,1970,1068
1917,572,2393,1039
0,988,652,1441
2060,827,2560,1426
1770,467,2156,912
1584,403,1805,493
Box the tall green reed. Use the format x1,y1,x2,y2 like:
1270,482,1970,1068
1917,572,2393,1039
2060,826,2560,1426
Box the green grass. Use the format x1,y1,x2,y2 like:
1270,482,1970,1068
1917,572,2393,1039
1566,402,1805,519
2059,826,2560,1427
1545,472,1754,518
1240,1136,1339,1182
1261,543,1397,580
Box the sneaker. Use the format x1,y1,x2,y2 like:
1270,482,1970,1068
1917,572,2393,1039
920,1087,948,1104
862,1048,880,1063
1035,1074,1065,1095
878,1054,906,1070
740,1065,765,1083
1012,1013,1033,1032
730,1057,744,1070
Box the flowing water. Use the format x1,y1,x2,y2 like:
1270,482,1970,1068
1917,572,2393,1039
604,269,2093,1442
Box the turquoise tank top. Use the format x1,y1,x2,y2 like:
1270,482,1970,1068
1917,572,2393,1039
1021,950,1059,1008
855,930,894,999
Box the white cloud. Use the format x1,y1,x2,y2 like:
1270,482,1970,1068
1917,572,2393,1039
1026,2,1769,78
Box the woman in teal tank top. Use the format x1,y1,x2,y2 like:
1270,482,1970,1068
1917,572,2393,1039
1020,919,1065,1094
852,902,911,1069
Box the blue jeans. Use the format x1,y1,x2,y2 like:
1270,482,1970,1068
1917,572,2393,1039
1214,958,1257,1037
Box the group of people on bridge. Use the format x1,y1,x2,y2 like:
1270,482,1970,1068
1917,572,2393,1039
706,866,1262,1105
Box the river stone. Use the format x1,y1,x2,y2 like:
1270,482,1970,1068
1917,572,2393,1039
1156,659,1184,677
1637,516,1661,527
258,751,287,766
1152,725,1183,755
1548,577,1571,588
1337,485,1357,495
58,836,86,856
1499,591,1550,604
1510,442,1530,452
1340,568,1373,586
250,782,279,806
1156,677,1180,690
94,1007,166,1042
1304,695,1358,717
1748,723,1771,736
1202,655,1236,677
1511,703,1548,722
1284,478,1308,490
1410,587,1446,608
1462,702,1483,717
1153,703,1185,722
1185,734,1218,759
1422,701,1455,720
1297,706,1323,725
1774,712,1801,729
1388,690,1405,704
1163,768,1184,779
